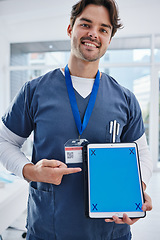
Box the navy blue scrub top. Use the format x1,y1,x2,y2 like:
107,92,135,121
2,69,144,240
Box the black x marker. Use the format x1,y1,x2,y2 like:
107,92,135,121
92,203,98,211
129,149,134,155
91,150,96,156
135,203,141,210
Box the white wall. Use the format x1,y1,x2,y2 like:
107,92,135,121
0,20,10,116
0,0,76,43
117,0,160,37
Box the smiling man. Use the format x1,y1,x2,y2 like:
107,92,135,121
67,4,112,63
0,0,152,240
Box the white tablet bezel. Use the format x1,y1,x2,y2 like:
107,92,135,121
87,142,146,219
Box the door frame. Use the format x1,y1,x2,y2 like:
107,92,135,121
149,67,160,171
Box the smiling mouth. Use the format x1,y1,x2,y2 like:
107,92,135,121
83,42,97,48
81,37,100,48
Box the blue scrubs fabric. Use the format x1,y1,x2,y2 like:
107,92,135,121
26,231,132,240
2,69,144,240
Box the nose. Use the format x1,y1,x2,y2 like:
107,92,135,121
88,28,98,39
89,33,97,39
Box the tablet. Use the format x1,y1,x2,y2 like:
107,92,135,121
83,142,146,219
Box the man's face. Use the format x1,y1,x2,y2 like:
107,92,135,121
67,4,112,63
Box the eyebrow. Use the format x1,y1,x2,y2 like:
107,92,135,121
79,17,112,30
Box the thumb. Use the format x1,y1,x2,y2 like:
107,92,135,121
41,159,65,168
142,192,152,211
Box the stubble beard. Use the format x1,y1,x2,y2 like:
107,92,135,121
72,38,106,63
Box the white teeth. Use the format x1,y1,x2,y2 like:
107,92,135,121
84,42,97,48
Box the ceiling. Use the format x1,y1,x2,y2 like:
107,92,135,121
0,0,159,18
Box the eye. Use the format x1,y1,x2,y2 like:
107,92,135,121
81,23,90,28
100,28,108,33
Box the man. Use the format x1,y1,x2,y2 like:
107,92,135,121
0,0,152,239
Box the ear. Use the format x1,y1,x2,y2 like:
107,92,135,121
67,24,72,38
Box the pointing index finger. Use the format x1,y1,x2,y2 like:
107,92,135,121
61,167,82,175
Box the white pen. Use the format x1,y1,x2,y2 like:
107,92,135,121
112,120,117,143
109,121,113,134
116,123,120,136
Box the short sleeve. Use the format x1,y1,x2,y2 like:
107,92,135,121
121,91,145,142
2,81,36,138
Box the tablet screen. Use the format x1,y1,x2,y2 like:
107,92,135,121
86,143,145,218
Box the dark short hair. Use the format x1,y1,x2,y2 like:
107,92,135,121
70,0,123,38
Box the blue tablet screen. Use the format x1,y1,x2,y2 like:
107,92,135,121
89,147,143,213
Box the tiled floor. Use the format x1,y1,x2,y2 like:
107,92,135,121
1,172,160,240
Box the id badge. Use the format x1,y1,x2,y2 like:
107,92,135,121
64,139,88,164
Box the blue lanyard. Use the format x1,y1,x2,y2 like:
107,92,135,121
65,64,100,137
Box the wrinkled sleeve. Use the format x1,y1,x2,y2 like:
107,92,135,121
0,121,32,179
2,81,36,138
121,91,152,186
121,91,145,142
0,80,37,178
135,133,153,186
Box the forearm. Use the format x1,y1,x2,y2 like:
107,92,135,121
22,163,37,182
0,121,31,179
135,133,153,187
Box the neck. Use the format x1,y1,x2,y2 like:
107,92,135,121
67,55,100,78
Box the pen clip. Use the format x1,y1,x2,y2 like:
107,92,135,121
116,123,120,136
109,120,120,143
109,121,113,134
112,120,117,143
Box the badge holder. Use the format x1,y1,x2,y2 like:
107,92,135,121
64,139,88,164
